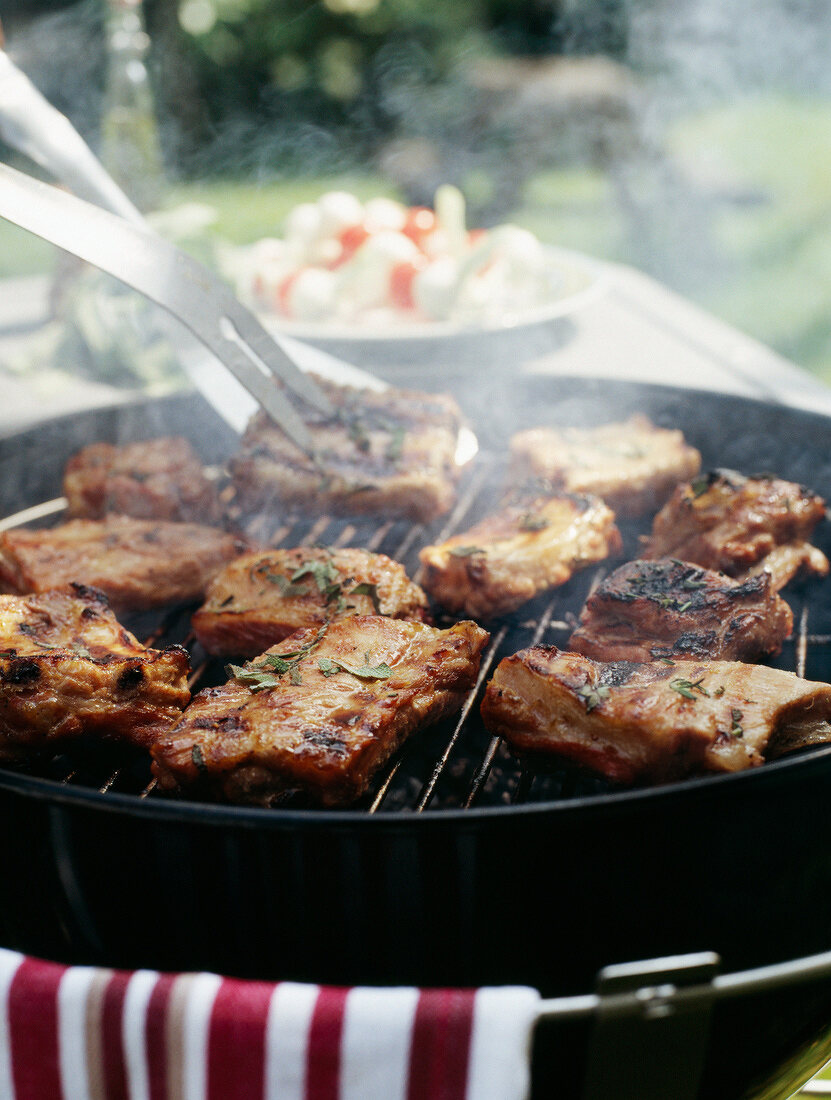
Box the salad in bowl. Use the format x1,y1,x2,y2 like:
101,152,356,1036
229,186,597,336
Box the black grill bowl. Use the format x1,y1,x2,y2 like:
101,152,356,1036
3,380,831,1099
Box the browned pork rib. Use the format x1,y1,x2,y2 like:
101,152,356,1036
152,615,489,806
230,376,463,522
419,493,621,620
0,516,252,612
0,584,190,761
569,558,793,663
642,469,829,588
64,437,221,523
508,415,701,517
192,546,429,658
481,646,831,785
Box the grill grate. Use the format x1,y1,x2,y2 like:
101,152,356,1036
3,448,829,814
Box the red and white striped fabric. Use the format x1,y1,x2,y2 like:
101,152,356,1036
0,948,539,1100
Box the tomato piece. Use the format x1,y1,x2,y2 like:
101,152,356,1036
333,223,370,267
276,270,302,317
389,259,424,309
402,207,437,247
468,228,487,246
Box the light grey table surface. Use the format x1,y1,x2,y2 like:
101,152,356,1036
1,260,830,435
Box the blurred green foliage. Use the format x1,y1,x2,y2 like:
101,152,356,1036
143,0,627,175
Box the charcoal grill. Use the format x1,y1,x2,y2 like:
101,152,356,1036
3,377,831,1099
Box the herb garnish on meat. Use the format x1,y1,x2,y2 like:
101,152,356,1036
577,683,609,712
227,624,329,690
253,554,367,614
349,581,382,612
670,676,710,700
518,513,549,532
318,655,392,681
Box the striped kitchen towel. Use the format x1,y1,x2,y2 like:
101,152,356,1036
0,948,540,1100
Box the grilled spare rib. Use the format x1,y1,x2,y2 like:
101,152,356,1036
230,376,463,522
63,436,220,523
642,469,829,588
152,615,489,806
192,546,430,658
508,415,701,517
0,516,251,612
481,646,831,785
0,584,190,761
569,558,793,663
419,493,621,620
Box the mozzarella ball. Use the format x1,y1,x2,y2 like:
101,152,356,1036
339,231,421,311
363,197,407,233
285,267,337,321
284,203,322,246
316,191,365,238
412,257,459,320
358,230,420,267
489,225,545,273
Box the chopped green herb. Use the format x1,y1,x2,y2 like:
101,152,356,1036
386,426,406,463
348,419,371,453
690,476,711,498
518,513,549,532
730,708,744,737
261,654,293,674
264,572,311,598
449,545,486,558
227,624,329,692
656,596,693,612
714,685,725,697
577,683,610,712
318,655,392,681
349,581,381,613
17,638,94,659
291,558,340,594
226,664,283,692
192,745,207,773
249,558,311,598
256,555,365,614
658,657,675,665
682,577,708,590
670,676,710,700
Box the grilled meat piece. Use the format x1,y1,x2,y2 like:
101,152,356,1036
508,415,701,517
192,546,430,658
152,615,489,806
481,646,831,785
0,516,252,612
0,584,190,761
419,493,621,620
64,436,221,523
642,469,829,587
747,543,830,592
230,376,463,522
569,558,792,663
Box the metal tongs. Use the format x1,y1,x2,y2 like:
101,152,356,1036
0,49,334,454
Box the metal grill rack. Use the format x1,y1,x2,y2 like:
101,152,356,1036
3,447,829,815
